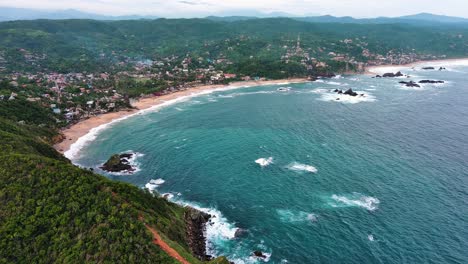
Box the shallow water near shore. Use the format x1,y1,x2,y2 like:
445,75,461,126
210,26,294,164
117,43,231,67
73,65,468,263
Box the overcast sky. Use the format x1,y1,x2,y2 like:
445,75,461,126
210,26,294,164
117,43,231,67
1,0,468,18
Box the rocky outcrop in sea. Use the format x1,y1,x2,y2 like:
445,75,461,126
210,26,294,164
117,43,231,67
399,81,421,88
100,153,135,173
375,71,405,78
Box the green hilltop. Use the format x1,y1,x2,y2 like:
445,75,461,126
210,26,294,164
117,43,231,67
0,18,467,74
1,17,468,263
0,100,229,263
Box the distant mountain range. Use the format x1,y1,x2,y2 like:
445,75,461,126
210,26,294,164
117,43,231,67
1,7,468,25
0,7,159,21
293,13,468,24
210,13,468,25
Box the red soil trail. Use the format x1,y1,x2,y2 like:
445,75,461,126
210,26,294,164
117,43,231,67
144,224,191,264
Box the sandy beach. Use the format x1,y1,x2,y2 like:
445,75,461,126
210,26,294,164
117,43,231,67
55,57,468,156
366,58,468,74
54,78,309,155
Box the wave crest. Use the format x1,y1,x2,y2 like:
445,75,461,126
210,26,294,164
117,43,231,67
287,162,318,173
145,178,165,192
330,193,380,211
255,157,273,167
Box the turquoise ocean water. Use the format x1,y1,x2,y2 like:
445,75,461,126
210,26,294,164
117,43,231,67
72,65,468,263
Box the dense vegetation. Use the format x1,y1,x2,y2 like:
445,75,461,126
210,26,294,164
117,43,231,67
0,17,467,262
0,100,229,263
0,18,467,74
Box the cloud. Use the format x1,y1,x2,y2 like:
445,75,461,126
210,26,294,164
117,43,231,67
179,1,199,5
178,0,212,6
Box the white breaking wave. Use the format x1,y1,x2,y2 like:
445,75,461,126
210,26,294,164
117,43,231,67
65,82,289,161
368,58,468,75
277,209,318,223
368,234,375,242
310,88,329,94
326,81,344,86
330,193,380,211
286,162,318,173
367,65,409,75
398,85,425,91
150,178,165,185
167,196,272,264
145,178,165,192
168,198,240,259
318,90,377,104
255,157,273,167
220,90,278,98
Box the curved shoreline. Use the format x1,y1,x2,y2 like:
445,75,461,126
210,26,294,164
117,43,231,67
55,57,468,158
366,58,468,74
54,78,309,158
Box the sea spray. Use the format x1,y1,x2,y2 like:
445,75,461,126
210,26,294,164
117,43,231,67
255,157,274,167
160,195,273,264
145,178,165,192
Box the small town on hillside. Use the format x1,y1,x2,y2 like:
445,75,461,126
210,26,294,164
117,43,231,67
0,35,446,125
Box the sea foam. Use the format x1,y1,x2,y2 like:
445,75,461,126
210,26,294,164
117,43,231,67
145,178,165,192
255,157,273,167
286,162,318,173
277,209,318,223
315,89,377,104
65,82,279,162
330,193,380,211
168,197,241,260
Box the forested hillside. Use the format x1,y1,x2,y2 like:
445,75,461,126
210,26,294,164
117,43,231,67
0,18,467,73
0,100,229,263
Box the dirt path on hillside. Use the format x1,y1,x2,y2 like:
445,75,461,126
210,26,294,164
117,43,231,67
144,224,191,264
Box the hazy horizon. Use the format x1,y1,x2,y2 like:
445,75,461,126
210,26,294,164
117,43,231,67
1,0,468,19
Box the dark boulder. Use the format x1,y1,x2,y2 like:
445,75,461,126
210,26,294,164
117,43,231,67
253,251,267,258
100,153,134,172
343,88,358,96
399,81,420,88
120,153,133,159
382,71,404,78
234,228,248,238
419,80,444,84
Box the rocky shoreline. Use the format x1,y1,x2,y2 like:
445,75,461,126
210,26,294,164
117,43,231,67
184,207,213,261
